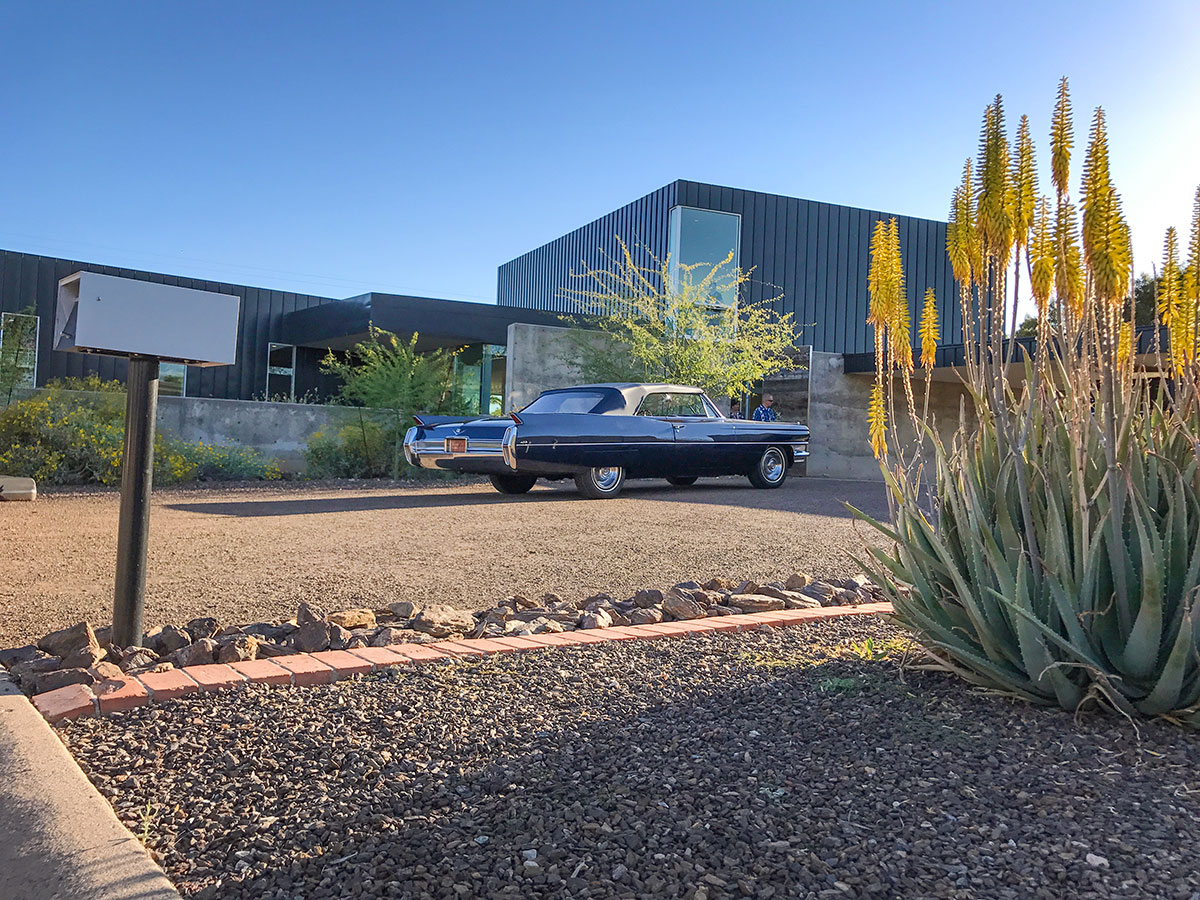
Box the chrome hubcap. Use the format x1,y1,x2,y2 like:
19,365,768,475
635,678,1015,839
593,466,622,490
762,449,785,482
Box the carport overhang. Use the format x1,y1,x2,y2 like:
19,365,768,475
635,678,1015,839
278,292,567,352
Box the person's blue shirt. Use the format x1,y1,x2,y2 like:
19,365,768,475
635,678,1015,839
752,404,778,422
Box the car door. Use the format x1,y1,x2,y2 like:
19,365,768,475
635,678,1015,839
636,391,735,476
668,394,742,475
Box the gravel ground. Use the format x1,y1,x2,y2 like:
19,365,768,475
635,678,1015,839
63,617,1200,900
0,477,887,648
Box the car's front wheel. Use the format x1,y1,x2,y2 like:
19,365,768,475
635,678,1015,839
748,447,788,489
666,476,697,486
575,465,625,499
490,473,538,494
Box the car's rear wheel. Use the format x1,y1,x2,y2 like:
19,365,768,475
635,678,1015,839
575,465,625,499
748,447,788,489
666,476,697,486
489,473,538,494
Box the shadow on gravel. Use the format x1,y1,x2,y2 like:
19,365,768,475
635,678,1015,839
165,477,889,520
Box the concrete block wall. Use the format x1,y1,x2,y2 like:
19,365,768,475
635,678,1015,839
806,351,973,480
155,396,362,473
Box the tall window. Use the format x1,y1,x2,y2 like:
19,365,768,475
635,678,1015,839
0,311,38,401
667,206,742,307
159,363,187,397
267,343,296,401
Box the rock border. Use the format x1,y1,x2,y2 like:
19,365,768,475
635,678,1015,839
33,603,893,723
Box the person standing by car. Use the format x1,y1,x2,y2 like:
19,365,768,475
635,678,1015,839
729,398,745,419
752,394,778,422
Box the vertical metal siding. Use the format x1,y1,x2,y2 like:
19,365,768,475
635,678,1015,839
497,182,679,313
0,249,335,400
496,179,962,354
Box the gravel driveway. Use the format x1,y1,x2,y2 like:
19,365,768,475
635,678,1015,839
63,617,1200,900
0,477,888,647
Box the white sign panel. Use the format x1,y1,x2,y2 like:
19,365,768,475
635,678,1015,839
54,271,240,366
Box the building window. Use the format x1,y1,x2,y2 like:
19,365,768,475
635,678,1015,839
0,311,38,398
159,363,187,397
267,343,296,401
667,206,742,307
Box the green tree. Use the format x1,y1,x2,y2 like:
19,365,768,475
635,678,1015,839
559,239,801,399
320,328,463,478
0,307,38,407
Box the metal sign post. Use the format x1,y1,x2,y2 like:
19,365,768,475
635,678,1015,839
53,271,240,649
112,357,160,648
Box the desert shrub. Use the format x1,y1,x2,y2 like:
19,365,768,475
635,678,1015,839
0,379,280,485
854,80,1200,728
304,418,391,479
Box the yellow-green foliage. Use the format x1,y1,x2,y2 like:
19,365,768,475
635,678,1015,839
559,238,801,399
304,419,391,479
853,79,1200,729
0,379,280,486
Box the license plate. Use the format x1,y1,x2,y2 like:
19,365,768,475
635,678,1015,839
446,438,467,453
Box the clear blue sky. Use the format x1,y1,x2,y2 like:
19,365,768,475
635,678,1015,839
1,1,1197,308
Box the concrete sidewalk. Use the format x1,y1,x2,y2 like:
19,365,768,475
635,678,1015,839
0,672,180,900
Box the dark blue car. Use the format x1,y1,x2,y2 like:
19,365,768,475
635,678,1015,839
403,383,809,499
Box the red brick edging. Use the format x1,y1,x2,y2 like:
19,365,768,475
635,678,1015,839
32,603,893,723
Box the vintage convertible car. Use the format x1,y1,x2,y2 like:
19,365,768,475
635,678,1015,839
402,383,809,499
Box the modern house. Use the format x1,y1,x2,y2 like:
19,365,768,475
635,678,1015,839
0,179,963,476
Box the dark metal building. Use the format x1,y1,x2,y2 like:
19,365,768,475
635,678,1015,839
497,179,961,355
0,249,560,412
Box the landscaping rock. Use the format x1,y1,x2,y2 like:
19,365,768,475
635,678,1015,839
328,624,352,650
662,588,705,621
328,608,376,629
0,644,45,668
172,639,218,668
410,605,475,638
703,577,730,591
38,621,97,659
800,581,837,603
11,655,61,687
250,622,297,643
388,600,417,619
296,601,324,626
371,627,408,647
35,667,97,693
254,641,291,658
120,647,159,672
89,661,124,681
785,572,814,591
292,620,332,653
727,594,785,612
731,580,760,595
217,635,258,663
146,624,192,656
628,607,664,625
633,589,664,608
185,617,220,641
579,609,613,629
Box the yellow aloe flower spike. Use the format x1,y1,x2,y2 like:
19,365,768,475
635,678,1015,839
920,288,939,369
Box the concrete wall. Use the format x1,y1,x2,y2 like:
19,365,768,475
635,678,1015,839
807,351,974,480
155,396,362,473
505,322,613,411
16,388,361,473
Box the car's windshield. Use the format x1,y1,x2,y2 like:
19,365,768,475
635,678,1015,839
521,390,610,414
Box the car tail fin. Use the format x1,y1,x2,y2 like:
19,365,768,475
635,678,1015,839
413,414,426,426
510,411,523,425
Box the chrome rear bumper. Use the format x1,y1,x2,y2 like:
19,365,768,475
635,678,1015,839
403,426,518,469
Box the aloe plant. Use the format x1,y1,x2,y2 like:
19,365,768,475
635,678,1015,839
854,80,1200,727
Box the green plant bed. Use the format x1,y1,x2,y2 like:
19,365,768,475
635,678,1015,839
0,377,280,486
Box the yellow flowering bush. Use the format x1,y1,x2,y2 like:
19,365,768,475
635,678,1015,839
0,379,280,485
